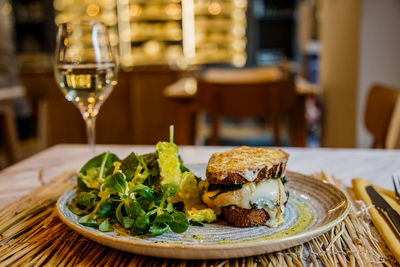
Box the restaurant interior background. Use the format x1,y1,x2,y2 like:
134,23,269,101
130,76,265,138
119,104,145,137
0,0,399,168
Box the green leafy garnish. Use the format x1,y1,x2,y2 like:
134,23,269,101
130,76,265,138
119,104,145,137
68,204,89,216
80,152,119,174
78,152,119,191
72,126,214,237
106,152,138,181
102,172,127,196
99,218,113,232
78,214,98,228
178,155,190,173
98,200,114,218
77,191,98,209
169,211,189,233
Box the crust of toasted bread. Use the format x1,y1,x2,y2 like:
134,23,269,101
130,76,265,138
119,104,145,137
206,146,289,184
222,206,269,227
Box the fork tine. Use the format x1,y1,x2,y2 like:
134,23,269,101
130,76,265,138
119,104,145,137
397,175,400,197
393,175,400,202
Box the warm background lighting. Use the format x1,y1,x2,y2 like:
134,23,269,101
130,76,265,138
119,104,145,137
208,1,222,16
86,4,100,17
52,0,247,68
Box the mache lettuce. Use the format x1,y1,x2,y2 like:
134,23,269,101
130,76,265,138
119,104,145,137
69,126,215,236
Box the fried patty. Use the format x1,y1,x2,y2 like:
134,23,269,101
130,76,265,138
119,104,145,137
222,206,269,227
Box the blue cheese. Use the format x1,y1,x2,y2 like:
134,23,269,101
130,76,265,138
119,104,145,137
202,178,287,227
237,179,286,227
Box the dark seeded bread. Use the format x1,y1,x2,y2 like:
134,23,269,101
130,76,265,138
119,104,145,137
222,206,269,227
206,146,289,185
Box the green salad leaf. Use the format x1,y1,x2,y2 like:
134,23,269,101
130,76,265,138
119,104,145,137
99,218,113,232
72,126,215,237
78,214,98,228
80,152,120,176
78,152,120,191
77,191,98,209
98,200,114,218
169,211,189,233
139,153,160,186
101,172,128,196
106,152,138,181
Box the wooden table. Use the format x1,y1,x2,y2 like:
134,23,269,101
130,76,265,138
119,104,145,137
1,144,399,211
1,144,399,266
163,75,319,147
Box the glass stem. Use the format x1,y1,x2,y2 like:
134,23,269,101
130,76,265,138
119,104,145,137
85,114,97,155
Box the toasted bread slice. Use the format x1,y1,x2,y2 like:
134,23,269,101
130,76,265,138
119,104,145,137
206,146,289,184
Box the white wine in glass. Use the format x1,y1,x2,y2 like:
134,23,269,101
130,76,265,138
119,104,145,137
54,21,117,154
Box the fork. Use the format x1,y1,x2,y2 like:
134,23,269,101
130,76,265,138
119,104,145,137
392,175,400,203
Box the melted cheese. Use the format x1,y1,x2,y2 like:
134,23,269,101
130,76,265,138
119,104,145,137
240,169,259,182
202,179,287,227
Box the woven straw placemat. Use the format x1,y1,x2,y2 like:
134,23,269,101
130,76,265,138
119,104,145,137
0,171,398,266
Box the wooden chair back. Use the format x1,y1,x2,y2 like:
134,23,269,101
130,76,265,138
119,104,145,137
0,84,48,167
0,104,19,164
385,95,400,149
201,66,282,84
25,88,48,150
195,79,296,145
364,84,400,148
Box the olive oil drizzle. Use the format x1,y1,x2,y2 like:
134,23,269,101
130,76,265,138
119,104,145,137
261,198,315,240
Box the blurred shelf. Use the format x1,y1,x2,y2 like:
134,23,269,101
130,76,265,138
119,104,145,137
194,6,246,15
130,55,174,66
130,15,182,21
132,37,182,42
196,40,246,47
117,0,247,67
195,24,246,31
54,1,119,51
130,0,181,4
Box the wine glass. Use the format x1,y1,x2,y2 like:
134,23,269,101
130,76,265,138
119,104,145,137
54,20,117,154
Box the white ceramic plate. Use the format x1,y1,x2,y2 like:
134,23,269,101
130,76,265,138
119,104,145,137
56,166,350,260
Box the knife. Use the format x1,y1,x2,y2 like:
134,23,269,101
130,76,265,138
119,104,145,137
366,185,400,236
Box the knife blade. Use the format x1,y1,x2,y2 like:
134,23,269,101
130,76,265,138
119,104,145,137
366,185,400,236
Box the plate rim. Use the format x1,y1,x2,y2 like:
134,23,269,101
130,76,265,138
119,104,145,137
56,170,351,257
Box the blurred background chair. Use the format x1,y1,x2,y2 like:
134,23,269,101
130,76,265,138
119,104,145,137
364,84,400,149
0,104,19,164
20,88,48,157
169,66,314,147
199,79,296,146
386,94,400,149
0,85,48,167
201,66,283,84
177,68,296,146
